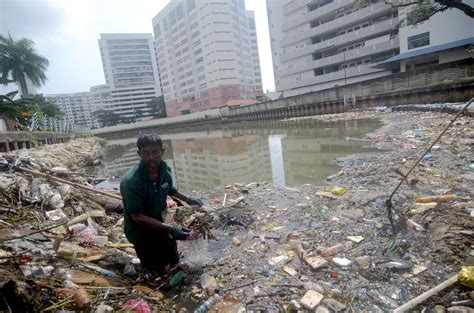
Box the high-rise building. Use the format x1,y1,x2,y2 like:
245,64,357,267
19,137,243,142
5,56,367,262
46,92,97,129
152,0,263,117
98,33,162,119
267,0,400,97
90,84,112,113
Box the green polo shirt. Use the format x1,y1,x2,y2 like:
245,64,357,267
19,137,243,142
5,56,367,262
120,160,177,244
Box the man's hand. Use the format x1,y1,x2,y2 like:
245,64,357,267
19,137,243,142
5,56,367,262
186,197,203,208
169,225,191,240
186,229,200,241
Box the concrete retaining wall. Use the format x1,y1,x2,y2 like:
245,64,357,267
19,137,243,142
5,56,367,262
0,132,78,152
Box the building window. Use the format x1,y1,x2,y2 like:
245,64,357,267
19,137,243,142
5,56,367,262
154,23,161,37
186,0,196,11
169,10,177,24
408,32,430,50
176,4,184,19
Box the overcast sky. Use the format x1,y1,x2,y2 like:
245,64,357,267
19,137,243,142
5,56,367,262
0,0,276,95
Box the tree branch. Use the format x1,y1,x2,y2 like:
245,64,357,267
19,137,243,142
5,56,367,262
435,0,474,17
388,0,424,7
0,77,15,85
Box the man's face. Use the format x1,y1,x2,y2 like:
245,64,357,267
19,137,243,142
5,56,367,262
138,144,164,169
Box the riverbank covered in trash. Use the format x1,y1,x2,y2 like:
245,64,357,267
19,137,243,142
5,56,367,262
0,110,473,312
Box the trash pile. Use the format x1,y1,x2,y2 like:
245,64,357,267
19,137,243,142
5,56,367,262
182,110,473,312
0,138,176,312
0,110,473,312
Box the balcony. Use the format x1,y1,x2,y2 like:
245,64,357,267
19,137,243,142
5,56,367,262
281,2,393,47
277,37,399,77
282,0,356,32
279,18,397,62
282,0,313,15
281,65,385,90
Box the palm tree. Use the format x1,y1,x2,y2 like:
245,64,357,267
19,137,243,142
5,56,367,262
0,91,32,130
0,34,49,96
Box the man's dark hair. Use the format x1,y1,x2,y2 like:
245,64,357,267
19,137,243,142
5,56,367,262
137,134,163,150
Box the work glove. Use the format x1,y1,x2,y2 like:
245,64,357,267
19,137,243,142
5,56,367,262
169,225,191,240
186,197,203,208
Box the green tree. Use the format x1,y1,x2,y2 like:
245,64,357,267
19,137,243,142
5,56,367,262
27,94,62,118
135,109,146,120
94,109,120,127
0,34,49,96
0,91,33,130
146,96,167,118
120,115,135,124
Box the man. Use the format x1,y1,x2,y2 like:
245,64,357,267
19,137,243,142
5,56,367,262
120,134,203,274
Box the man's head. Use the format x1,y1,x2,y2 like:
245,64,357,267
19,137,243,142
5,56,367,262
137,134,165,169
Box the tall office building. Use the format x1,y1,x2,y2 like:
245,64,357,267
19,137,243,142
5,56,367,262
267,0,400,97
98,33,162,119
46,92,97,129
152,0,263,117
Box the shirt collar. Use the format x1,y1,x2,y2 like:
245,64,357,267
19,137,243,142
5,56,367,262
138,160,163,182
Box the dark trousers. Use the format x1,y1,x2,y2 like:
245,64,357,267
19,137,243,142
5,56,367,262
133,231,179,273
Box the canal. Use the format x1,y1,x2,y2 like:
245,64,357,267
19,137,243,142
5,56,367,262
97,118,382,192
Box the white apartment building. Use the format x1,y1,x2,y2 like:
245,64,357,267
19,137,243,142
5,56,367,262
46,92,97,129
152,0,263,117
267,0,400,97
98,33,162,119
375,2,474,72
90,84,112,113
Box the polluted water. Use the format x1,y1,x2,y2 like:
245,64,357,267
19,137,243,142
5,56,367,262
181,237,212,267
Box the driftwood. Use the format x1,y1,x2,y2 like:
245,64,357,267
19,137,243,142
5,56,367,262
19,167,122,201
393,274,458,313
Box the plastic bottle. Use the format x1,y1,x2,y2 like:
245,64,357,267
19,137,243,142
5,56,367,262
194,294,222,313
414,128,424,139
68,223,86,234
169,271,187,287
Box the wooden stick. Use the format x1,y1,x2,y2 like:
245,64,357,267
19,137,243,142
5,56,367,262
393,274,458,313
224,280,255,292
0,221,67,242
19,167,122,201
222,192,227,207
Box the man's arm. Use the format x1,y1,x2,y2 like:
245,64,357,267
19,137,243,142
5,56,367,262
131,213,171,233
172,190,190,203
131,213,192,240
172,190,203,208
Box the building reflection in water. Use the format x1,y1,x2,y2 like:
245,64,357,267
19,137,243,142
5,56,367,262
99,118,380,192
171,136,272,191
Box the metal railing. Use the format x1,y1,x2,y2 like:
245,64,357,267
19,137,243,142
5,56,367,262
281,2,393,47
29,113,88,133
280,18,397,61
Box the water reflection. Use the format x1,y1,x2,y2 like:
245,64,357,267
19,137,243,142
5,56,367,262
98,118,381,192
